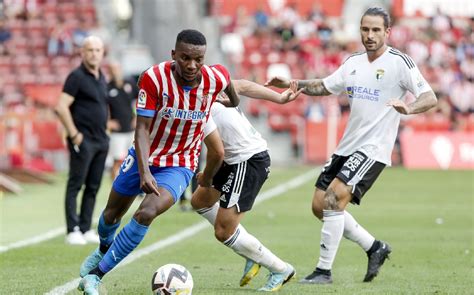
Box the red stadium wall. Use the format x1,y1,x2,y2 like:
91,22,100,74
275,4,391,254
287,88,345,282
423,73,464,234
304,118,347,163
400,131,474,170
211,0,343,17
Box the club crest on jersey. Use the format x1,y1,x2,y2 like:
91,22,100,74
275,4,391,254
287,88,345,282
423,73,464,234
138,89,147,108
201,92,209,108
160,107,174,119
376,69,385,81
416,74,425,88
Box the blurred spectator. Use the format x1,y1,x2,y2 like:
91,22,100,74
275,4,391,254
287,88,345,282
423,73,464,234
294,13,317,40
317,19,333,45
106,61,137,180
451,78,474,113
72,19,90,49
0,18,11,55
278,2,300,27
254,3,268,29
430,7,451,33
308,3,324,25
48,20,73,56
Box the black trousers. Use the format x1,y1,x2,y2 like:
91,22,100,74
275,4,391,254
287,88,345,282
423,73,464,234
65,137,109,233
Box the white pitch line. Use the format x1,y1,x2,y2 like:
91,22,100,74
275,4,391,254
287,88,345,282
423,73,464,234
44,169,315,295
0,227,65,253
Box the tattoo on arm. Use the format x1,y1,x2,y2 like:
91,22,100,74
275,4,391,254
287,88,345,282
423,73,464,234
408,91,438,114
298,79,331,96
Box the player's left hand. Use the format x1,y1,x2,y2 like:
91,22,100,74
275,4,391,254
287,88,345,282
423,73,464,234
196,171,212,187
387,99,411,115
280,80,303,103
216,93,233,107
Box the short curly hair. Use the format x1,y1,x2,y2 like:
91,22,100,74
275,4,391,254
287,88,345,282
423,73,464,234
176,29,207,46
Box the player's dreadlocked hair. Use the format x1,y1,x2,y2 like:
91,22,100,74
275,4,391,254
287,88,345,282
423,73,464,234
176,29,207,46
362,7,391,29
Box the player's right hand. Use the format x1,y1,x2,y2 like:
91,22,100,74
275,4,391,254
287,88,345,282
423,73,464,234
280,80,303,103
72,132,83,146
264,76,290,88
140,172,160,196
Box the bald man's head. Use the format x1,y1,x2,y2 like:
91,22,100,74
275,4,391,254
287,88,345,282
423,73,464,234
81,36,104,70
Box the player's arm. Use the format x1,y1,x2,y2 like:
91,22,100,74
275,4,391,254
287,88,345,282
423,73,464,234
54,92,83,146
198,130,224,187
265,76,331,96
223,80,240,107
387,90,437,115
233,79,302,104
296,79,331,96
135,115,160,195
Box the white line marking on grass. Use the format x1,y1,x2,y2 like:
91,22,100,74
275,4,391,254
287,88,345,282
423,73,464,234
45,169,316,295
0,227,64,253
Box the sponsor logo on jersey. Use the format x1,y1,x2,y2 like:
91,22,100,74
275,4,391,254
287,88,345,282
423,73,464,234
138,89,147,108
376,69,384,81
159,107,208,121
345,86,381,102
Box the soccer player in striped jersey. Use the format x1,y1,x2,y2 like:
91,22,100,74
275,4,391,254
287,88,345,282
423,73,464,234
266,7,437,285
191,80,302,292
78,29,240,294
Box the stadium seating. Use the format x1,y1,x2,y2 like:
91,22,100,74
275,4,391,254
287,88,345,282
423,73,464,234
1,0,97,172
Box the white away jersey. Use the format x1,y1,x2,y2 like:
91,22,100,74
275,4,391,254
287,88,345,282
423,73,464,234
323,47,432,165
204,103,267,165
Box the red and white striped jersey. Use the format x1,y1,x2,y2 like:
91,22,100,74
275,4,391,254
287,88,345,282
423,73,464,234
135,61,230,171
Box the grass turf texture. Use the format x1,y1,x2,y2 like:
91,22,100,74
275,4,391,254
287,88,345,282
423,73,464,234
0,167,472,294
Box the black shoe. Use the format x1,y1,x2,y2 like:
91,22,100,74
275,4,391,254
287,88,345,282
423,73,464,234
363,241,392,282
299,268,332,284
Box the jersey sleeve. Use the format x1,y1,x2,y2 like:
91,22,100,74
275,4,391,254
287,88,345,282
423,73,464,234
63,72,80,97
203,114,217,138
322,64,346,95
136,69,159,117
399,61,432,98
211,64,231,88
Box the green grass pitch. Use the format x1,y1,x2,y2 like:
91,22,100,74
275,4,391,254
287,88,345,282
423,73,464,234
0,166,472,294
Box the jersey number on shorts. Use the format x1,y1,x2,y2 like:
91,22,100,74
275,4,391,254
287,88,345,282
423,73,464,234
121,154,135,173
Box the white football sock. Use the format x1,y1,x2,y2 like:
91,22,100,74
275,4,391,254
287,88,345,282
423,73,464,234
224,225,287,273
343,211,375,251
317,210,344,270
195,202,219,225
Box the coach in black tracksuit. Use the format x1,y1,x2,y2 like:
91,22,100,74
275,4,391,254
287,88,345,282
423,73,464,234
55,36,109,245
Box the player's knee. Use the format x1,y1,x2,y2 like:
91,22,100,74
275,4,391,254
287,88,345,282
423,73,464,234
214,224,232,242
312,190,325,220
190,196,200,210
311,202,323,220
133,208,158,226
102,208,120,224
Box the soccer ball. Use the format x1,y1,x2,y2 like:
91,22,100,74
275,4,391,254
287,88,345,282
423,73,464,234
151,263,193,295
